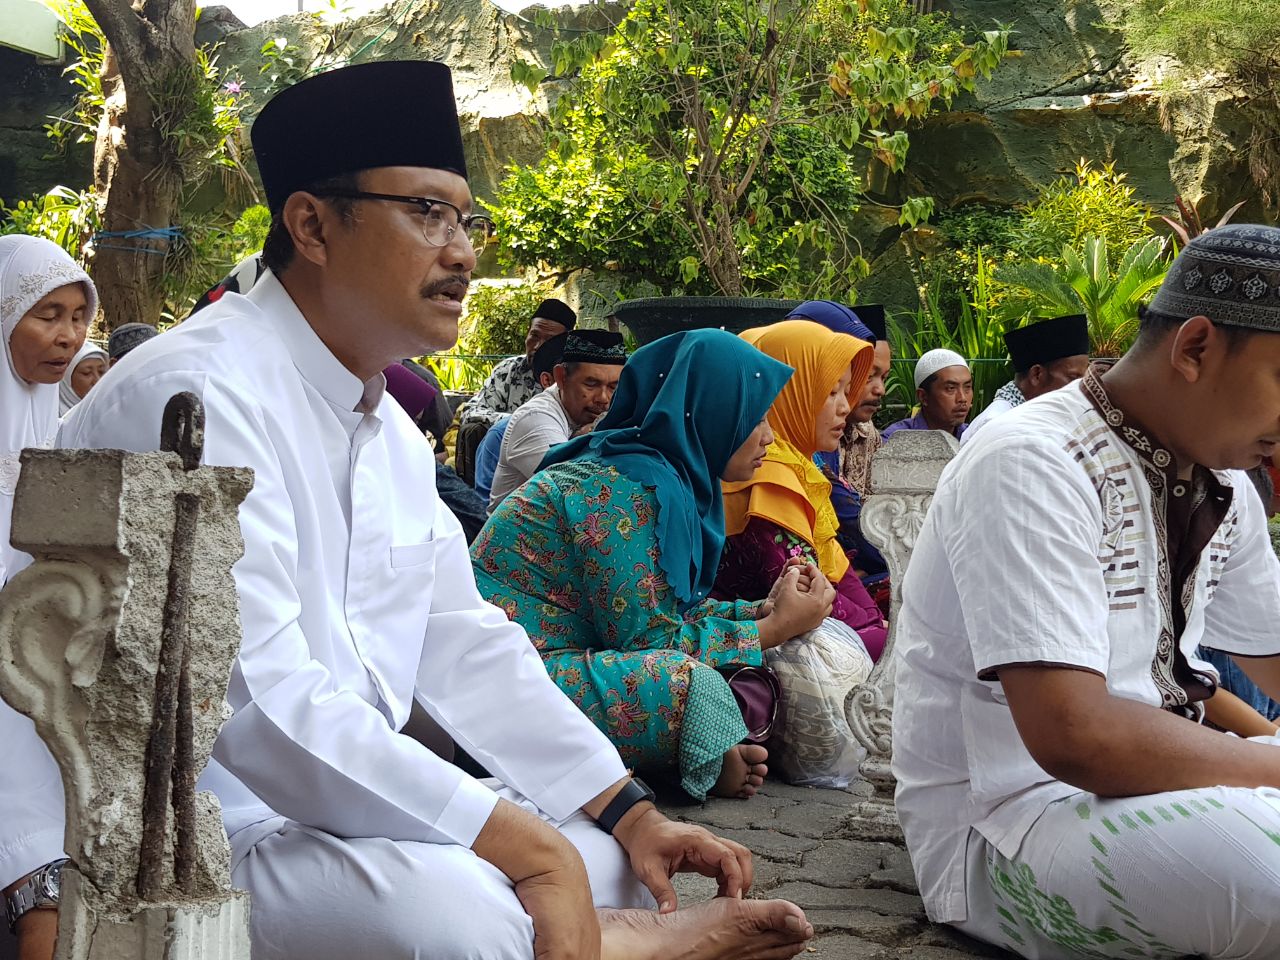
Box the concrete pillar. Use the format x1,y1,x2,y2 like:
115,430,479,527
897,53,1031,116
0,395,254,960
844,429,957,840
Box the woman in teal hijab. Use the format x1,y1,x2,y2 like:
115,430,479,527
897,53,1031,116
471,329,796,800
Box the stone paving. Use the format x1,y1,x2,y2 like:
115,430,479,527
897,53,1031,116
658,781,1014,960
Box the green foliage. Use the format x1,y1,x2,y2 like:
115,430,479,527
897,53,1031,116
1121,0,1280,73
0,186,100,260
42,0,105,153
886,251,1011,415
935,204,1020,253
997,236,1173,356
159,205,272,322
426,354,502,394
1011,161,1155,266
1119,1,1280,206
259,36,313,97
457,281,552,356
497,0,1010,297
153,49,255,199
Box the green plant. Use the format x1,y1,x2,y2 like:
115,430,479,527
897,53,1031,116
42,0,106,153
457,281,553,356
0,186,100,259
886,251,1011,415
1011,161,1155,267
499,0,1010,297
425,354,503,393
259,36,312,97
159,203,272,321
1121,0,1280,206
997,236,1173,357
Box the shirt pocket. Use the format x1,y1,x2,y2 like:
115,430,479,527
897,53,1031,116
390,540,436,569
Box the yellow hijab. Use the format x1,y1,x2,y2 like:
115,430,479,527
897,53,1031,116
724,319,873,584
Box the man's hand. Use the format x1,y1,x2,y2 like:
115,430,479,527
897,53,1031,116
513,860,601,960
610,805,753,914
473,799,600,959
3,869,57,960
14,908,57,960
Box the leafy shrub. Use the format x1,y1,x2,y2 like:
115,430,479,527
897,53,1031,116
161,204,271,322
997,236,1172,357
1011,162,1155,266
0,186,99,260
457,281,553,357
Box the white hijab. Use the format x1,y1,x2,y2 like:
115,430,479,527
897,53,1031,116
59,340,108,415
0,235,97,582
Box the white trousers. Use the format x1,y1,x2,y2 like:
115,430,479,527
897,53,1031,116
230,783,654,960
956,785,1280,959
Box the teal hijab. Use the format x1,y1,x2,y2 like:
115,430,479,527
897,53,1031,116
540,328,792,610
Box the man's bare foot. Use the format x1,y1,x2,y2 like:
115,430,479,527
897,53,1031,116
600,898,812,960
712,743,768,799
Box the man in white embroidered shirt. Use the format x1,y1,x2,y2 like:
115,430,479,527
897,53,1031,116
58,61,811,960
893,224,1280,959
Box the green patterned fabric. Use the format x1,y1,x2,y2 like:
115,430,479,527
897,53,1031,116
472,459,760,799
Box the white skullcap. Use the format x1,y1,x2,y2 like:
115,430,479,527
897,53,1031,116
914,348,969,388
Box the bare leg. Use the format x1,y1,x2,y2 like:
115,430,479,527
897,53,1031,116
711,744,768,799
599,898,812,960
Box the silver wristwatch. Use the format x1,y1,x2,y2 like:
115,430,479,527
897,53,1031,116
5,859,66,932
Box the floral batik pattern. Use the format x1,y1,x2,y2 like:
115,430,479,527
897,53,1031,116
470,458,762,798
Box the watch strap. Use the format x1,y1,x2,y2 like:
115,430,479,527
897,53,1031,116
5,859,65,932
596,778,656,836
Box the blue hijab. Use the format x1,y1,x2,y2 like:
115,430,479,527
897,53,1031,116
540,329,792,610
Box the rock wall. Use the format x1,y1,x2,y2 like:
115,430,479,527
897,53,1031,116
1,0,1267,309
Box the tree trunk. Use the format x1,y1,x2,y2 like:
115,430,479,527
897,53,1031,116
84,0,197,331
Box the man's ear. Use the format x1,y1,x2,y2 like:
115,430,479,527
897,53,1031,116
539,372,555,388
553,364,569,390
915,386,927,407
1026,364,1047,390
1169,315,1214,385
282,192,335,269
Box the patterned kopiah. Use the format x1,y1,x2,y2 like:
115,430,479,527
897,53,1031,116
1150,224,1280,329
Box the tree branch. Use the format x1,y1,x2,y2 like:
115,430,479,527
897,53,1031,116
82,0,145,67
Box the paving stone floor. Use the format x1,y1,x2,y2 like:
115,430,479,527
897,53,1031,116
657,781,1014,960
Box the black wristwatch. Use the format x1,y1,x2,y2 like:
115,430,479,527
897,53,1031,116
596,778,656,835
5,858,66,932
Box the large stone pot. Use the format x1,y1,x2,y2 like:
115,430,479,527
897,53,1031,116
610,296,801,346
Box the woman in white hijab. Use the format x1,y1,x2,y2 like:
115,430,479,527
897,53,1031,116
0,235,93,960
0,234,95,583
58,340,108,415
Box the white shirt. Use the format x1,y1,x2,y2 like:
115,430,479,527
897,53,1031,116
488,384,573,512
59,270,626,849
958,396,1014,445
892,375,1280,923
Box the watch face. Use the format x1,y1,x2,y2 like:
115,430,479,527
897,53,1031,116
39,862,62,902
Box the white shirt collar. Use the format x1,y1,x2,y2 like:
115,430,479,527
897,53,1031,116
249,269,384,415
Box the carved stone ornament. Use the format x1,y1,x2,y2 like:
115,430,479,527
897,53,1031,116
0,394,254,960
844,430,957,840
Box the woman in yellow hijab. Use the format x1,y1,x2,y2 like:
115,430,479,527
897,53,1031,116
714,319,889,660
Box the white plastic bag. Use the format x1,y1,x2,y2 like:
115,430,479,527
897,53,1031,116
764,617,873,788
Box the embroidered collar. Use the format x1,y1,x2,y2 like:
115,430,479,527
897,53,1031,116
1079,366,1177,475
993,380,1025,408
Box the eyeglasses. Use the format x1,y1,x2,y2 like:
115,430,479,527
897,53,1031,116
311,189,495,250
